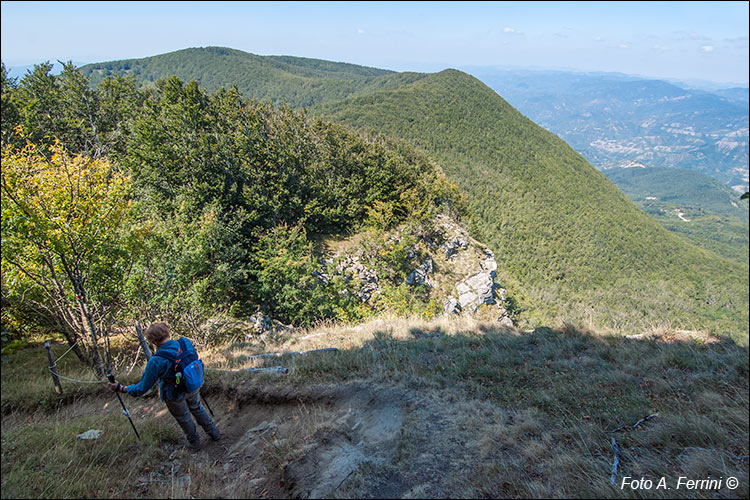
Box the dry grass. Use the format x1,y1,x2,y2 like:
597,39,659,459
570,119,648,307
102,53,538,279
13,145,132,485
2,315,748,498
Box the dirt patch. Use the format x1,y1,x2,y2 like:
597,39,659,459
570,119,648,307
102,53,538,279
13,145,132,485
280,384,408,498
205,381,410,498
139,380,504,498
332,388,513,499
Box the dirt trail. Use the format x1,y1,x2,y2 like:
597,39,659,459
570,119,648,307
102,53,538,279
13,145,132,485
5,379,516,498
205,380,513,498
204,381,412,498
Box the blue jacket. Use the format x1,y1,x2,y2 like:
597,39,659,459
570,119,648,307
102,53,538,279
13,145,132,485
125,338,195,401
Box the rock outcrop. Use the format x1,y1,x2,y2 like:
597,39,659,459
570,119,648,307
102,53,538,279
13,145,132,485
249,214,514,330
425,215,512,326
335,256,381,303
406,257,433,287
324,214,514,327
246,312,295,342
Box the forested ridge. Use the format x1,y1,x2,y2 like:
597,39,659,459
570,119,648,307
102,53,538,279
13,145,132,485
73,47,750,260
3,48,749,343
313,69,748,336
79,47,427,108
604,166,749,264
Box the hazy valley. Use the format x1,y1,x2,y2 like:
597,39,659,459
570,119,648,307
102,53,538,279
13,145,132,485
463,67,749,191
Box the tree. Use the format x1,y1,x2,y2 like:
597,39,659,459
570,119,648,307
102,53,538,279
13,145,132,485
11,62,62,150
1,137,137,375
1,63,20,146
5,61,107,157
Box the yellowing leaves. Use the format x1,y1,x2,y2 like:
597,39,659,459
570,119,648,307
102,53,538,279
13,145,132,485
2,139,134,275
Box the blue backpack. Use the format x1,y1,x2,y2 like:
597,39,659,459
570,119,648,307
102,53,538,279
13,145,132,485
155,338,205,393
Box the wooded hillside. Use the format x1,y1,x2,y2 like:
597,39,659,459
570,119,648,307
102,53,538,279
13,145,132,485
314,69,749,336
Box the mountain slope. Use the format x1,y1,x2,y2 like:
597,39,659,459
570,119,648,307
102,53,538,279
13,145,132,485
603,167,749,264
312,69,748,335
712,87,750,105
78,46,419,107
76,52,750,189
56,51,749,335
603,167,747,220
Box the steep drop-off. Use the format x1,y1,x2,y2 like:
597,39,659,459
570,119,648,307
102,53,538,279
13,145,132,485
313,69,748,335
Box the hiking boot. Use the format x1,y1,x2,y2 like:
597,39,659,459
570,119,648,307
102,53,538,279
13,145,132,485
209,429,221,442
185,439,201,451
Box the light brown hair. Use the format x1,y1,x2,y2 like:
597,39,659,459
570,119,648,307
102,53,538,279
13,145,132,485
145,322,171,345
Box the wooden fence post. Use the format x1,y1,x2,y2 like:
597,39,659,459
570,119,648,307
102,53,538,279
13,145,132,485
44,340,63,394
135,321,152,361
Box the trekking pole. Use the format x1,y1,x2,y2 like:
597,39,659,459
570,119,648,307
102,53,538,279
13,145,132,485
200,391,214,417
106,374,141,440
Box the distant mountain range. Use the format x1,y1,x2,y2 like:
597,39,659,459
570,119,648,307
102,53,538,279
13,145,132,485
6,61,88,79
710,87,750,105
461,67,749,190
6,47,748,334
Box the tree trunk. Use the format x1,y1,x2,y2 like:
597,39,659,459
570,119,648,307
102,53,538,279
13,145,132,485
59,328,89,366
58,255,106,377
70,271,106,377
44,340,64,394
72,283,105,377
78,299,105,377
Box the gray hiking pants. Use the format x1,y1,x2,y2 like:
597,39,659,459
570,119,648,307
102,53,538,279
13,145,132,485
164,389,218,446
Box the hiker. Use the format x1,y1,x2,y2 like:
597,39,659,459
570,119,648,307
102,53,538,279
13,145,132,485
107,322,220,450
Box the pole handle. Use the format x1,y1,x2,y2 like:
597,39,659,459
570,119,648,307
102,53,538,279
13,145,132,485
107,374,141,440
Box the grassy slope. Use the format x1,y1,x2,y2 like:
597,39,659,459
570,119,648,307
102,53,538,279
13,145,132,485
2,319,748,498
603,166,748,220
312,70,748,338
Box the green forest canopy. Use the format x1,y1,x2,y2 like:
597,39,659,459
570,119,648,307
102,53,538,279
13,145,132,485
313,69,749,337
1,63,463,348
3,55,749,340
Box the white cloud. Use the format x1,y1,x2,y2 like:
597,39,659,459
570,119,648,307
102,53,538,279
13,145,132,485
503,27,522,35
701,45,714,52
594,36,603,42
357,28,365,35
619,44,629,49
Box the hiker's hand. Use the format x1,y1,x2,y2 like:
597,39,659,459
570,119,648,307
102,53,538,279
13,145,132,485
108,381,123,392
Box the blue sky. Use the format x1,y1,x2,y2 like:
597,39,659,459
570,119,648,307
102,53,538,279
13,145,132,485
1,1,748,84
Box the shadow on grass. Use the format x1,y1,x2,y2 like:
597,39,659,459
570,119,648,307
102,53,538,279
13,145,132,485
288,323,748,444
285,323,748,498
